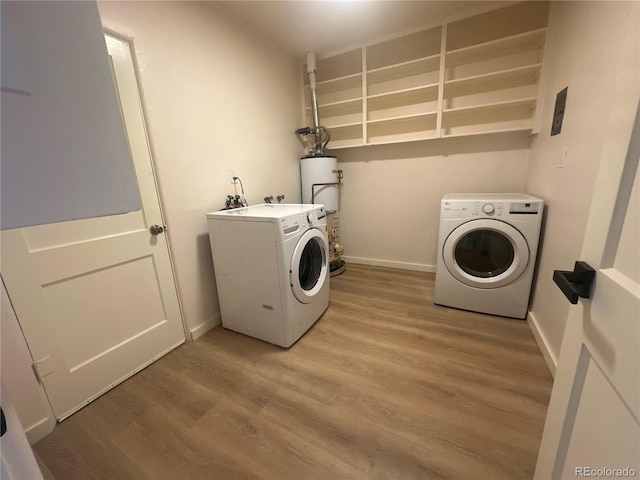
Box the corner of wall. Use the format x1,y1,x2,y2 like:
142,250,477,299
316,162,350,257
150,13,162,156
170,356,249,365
189,313,221,341
1,278,56,445
24,416,57,445
527,310,557,377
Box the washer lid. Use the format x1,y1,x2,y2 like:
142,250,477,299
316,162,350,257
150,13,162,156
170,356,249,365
206,204,323,221
443,219,530,289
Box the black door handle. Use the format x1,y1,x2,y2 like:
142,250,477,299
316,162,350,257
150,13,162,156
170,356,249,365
553,261,596,304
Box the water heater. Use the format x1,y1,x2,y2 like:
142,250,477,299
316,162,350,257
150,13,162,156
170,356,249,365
300,155,339,212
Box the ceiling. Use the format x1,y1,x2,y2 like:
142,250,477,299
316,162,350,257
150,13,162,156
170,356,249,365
215,1,509,61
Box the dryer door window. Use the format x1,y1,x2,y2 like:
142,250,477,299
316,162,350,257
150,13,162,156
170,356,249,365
291,228,328,304
443,219,529,289
455,230,515,278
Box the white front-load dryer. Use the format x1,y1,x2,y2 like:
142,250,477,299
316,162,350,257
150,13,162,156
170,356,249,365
206,204,329,347
434,194,544,319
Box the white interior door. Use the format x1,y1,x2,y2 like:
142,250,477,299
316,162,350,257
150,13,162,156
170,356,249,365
0,34,186,421
534,9,639,479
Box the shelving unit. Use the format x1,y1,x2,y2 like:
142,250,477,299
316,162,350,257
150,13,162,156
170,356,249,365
443,64,542,110
300,1,550,149
303,49,364,149
329,124,363,149
367,56,440,96
308,98,362,129
441,98,537,137
441,1,548,137
368,113,438,145
445,2,549,52
445,29,547,69
365,26,441,145
368,85,438,121
305,74,362,105
367,28,442,70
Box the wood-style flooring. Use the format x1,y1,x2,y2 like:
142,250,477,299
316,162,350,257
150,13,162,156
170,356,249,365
34,264,553,479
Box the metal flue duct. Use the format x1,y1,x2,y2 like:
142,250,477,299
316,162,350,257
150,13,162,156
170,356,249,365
295,51,330,156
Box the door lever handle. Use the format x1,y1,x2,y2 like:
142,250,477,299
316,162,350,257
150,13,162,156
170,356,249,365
553,261,595,304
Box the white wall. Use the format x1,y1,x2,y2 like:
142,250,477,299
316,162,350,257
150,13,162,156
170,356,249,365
97,1,303,338
0,380,44,480
1,279,55,444
525,1,638,372
335,134,531,271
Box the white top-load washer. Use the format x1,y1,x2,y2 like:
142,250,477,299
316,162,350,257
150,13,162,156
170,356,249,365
206,204,329,347
434,193,544,319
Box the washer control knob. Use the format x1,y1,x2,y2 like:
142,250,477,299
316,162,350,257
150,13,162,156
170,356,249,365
307,212,317,224
482,203,495,215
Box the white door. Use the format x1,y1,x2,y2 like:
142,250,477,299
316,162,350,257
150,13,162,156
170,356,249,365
0,34,186,421
534,9,639,479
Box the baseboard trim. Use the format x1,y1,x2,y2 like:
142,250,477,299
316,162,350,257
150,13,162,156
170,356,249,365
527,311,557,377
189,314,221,341
341,256,436,273
24,415,56,445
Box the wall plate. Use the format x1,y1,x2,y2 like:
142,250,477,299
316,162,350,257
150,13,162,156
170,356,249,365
551,87,568,136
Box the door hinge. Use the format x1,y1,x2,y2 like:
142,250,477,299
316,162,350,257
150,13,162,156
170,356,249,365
32,356,55,383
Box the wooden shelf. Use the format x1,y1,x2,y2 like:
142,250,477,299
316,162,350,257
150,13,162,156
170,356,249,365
305,73,362,91
367,26,441,71
442,98,536,136
446,1,549,51
368,114,437,144
368,84,438,107
444,97,536,115
367,132,438,147
368,54,441,79
368,111,437,126
446,28,546,68
324,119,362,128
308,97,362,113
304,97,363,130
309,49,362,83
329,123,364,148
367,56,440,96
441,127,534,139
302,54,363,136
368,90,438,121
444,64,542,98
304,73,362,106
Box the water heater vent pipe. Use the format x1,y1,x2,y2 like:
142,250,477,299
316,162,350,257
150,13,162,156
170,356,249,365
295,51,330,156
307,51,321,132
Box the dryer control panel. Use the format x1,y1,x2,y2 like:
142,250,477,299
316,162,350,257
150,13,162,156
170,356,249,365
442,196,543,220
279,207,327,239
472,202,505,217
509,202,540,214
